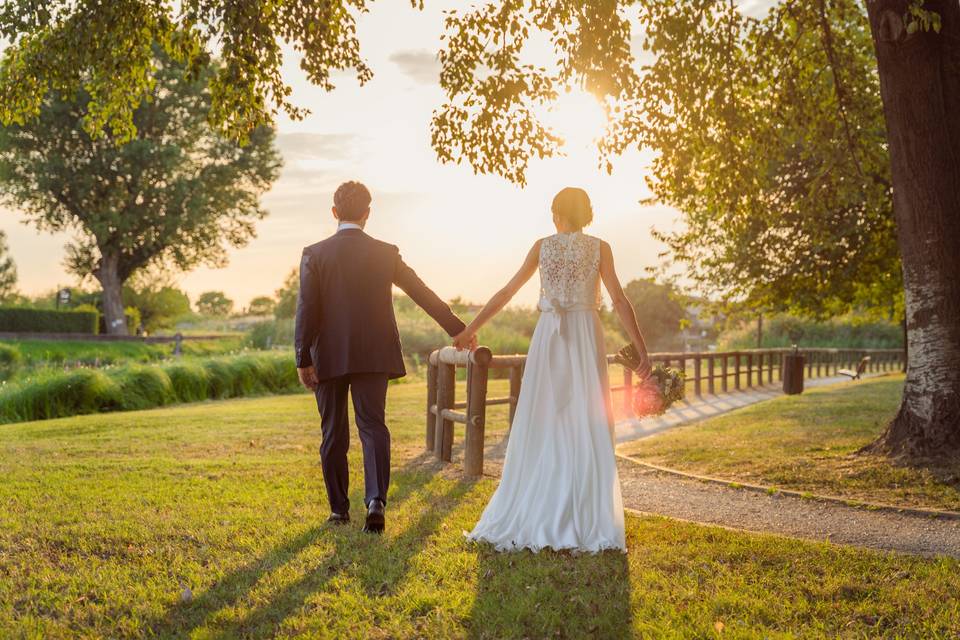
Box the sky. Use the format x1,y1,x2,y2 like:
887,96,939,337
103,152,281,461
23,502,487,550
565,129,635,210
0,0,775,310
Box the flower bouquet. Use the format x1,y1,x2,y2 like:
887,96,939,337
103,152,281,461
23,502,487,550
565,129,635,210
613,344,686,418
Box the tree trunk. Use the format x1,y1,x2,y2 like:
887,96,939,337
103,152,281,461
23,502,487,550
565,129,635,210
863,0,960,458
95,254,128,336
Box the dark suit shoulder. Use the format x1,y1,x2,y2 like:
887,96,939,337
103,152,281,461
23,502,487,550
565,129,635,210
304,231,397,256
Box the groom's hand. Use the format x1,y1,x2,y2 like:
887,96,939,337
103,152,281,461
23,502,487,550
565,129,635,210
297,366,319,391
453,329,476,351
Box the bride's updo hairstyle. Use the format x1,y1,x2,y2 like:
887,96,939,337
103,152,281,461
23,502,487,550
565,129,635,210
551,187,593,231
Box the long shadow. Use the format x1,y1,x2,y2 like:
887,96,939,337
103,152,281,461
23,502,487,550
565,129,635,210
149,451,474,638
469,546,633,639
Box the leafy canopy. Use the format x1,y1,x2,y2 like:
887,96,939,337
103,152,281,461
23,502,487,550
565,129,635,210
0,1,420,142
0,51,282,287
196,291,234,317
433,0,903,318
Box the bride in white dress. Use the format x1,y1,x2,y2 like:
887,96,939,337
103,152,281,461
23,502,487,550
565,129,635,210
453,187,652,553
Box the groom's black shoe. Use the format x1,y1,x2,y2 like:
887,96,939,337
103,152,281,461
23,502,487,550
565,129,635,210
363,499,385,534
326,512,350,525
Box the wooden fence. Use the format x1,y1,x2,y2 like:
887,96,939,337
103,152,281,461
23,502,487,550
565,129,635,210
426,346,905,477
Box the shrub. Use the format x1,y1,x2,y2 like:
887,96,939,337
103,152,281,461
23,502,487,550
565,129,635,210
0,368,121,422
0,343,21,381
114,366,175,410
0,307,99,334
201,358,236,399
718,314,904,350
163,361,210,403
0,351,301,424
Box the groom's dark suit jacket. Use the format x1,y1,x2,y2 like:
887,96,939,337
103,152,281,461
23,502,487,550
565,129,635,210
295,227,465,381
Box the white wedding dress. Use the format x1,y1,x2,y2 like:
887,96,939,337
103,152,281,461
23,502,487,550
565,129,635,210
466,232,626,553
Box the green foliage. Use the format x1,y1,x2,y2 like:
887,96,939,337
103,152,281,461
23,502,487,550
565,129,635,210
0,49,281,332
0,342,21,380
718,314,903,350
0,230,16,300
430,1,901,319
162,361,210,404
0,1,424,141
0,307,98,334
196,291,234,317
0,351,299,423
273,268,298,319
112,366,176,411
0,368,122,422
123,283,192,332
622,278,687,351
247,295,275,317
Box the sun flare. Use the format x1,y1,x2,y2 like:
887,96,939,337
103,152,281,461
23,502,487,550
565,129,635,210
543,90,609,153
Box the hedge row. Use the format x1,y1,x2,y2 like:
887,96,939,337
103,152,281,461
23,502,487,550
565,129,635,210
0,307,99,334
0,352,300,424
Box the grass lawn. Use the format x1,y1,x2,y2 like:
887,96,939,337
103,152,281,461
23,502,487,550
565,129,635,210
619,375,960,511
1,381,959,638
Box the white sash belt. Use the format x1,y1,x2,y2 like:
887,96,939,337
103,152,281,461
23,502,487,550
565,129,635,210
538,298,597,410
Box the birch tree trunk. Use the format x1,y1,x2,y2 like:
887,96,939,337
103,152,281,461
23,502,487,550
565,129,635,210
863,0,960,457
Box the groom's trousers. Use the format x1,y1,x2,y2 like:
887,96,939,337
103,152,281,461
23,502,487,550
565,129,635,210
314,373,390,514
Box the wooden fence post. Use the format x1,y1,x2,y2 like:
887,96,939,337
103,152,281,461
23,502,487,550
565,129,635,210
747,353,754,388
434,361,455,462
464,354,490,477
426,356,438,451
508,365,522,427
734,353,742,390
722,355,729,392
693,355,702,398
707,355,715,395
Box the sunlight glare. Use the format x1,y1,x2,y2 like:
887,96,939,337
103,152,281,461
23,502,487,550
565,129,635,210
543,90,609,153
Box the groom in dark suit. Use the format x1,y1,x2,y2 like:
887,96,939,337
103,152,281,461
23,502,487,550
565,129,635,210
295,181,469,533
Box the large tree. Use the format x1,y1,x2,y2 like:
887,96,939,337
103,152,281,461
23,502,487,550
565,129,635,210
430,1,959,458
0,54,281,334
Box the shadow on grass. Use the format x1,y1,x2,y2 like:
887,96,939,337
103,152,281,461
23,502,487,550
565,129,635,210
468,543,633,639
149,451,475,638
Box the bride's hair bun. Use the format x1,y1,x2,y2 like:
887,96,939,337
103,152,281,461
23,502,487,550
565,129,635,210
551,187,593,230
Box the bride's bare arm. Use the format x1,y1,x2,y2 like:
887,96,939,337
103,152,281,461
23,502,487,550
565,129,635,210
599,241,651,376
453,240,542,349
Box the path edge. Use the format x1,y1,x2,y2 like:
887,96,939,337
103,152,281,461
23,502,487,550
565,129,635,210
616,453,960,522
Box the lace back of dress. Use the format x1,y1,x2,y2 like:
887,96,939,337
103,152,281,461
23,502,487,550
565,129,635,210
539,233,602,307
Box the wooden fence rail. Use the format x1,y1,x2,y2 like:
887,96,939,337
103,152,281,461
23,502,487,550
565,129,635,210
426,346,906,477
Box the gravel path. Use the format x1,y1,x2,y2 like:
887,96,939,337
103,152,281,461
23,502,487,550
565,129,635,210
614,457,960,558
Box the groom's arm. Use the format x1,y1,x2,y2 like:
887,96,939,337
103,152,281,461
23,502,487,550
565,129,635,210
294,250,319,369
393,253,466,337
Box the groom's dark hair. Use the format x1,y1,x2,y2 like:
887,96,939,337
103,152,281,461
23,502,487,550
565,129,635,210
333,181,372,221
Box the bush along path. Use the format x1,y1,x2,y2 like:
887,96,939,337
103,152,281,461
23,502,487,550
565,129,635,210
0,352,300,424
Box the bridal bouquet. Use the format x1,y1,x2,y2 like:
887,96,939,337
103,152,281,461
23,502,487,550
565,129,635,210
613,345,686,417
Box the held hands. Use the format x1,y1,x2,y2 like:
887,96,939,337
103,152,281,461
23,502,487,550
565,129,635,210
453,329,478,351
297,365,319,391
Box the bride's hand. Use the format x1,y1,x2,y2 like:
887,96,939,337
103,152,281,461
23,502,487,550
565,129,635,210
453,329,477,351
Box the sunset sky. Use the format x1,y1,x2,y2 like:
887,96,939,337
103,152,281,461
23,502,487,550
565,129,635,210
0,0,773,310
